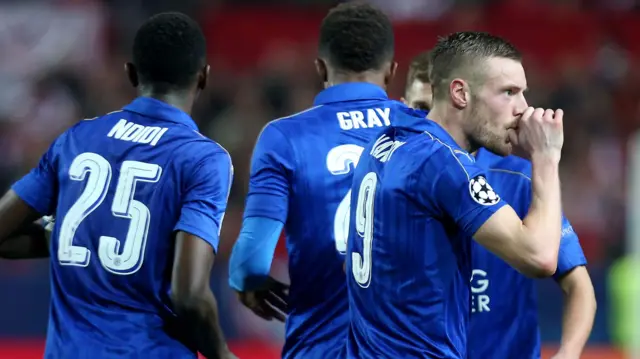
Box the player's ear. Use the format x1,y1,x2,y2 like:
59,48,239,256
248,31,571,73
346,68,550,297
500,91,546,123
197,64,209,91
450,79,469,109
315,58,328,83
384,61,398,86
125,62,139,88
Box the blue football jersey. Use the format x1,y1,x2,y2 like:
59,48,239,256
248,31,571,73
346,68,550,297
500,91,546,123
243,83,423,358
346,120,507,359
12,97,233,359
467,148,587,359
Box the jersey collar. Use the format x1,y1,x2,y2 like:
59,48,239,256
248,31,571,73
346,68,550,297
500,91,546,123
313,82,388,106
123,97,199,131
419,118,471,153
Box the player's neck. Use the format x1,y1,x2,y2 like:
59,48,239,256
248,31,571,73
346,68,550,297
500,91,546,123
427,107,475,153
138,87,195,115
326,71,386,89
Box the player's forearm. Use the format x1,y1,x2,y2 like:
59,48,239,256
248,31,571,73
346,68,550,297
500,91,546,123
556,268,596,357
228,217,283,291
172,290,230,359
521,155,562,275
0,223,50,259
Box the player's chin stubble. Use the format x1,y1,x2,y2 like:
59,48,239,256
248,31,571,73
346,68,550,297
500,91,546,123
468,114,510,156
477,126,510,156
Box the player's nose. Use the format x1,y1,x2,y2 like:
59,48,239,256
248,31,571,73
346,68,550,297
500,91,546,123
514,93,528,116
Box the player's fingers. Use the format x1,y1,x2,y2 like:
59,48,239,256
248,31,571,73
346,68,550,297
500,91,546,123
266,291,288,312
237,291,272,320
532,107,545,122
260,301,286,322
507,128,518,146
266,306,287,322
268,277,290,292
554,109,564,125
268,286,289,305
249,301,274,321
521,106,535,122
543,109,554,123
271,311,286,323
269,283,289,301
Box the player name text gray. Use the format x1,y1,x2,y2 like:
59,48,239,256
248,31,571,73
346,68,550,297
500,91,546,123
337,107,391,130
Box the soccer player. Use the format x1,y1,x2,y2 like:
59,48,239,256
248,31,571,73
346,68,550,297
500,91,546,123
0,13,236,359
227,3,426,358
402,51,433,111
403,51,597,359
346,31,565,358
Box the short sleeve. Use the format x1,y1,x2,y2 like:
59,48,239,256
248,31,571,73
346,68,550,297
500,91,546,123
424,149,507,237
12,140,59,216
554,217,587,279
174,151,233,252
243,122,293,223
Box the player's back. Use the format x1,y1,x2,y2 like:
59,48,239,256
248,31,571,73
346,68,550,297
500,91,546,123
258,83,424,358
346,119,507,359
45,97,227,358
468,149,540,359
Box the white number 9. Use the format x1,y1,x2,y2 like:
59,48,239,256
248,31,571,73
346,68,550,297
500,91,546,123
352,171,377,287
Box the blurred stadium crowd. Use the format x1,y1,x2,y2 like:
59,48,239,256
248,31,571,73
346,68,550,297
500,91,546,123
1,0,640,357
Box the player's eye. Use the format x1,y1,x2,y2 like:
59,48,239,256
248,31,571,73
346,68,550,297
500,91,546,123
505,89,515,96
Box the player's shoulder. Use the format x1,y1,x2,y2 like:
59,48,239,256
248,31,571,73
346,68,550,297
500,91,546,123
400,119,475,167
47,110,128,153
364,119,475,179
67,109,127,131
477,149,532,182
177,133,231,169
252,105,323,145
268,105,325,128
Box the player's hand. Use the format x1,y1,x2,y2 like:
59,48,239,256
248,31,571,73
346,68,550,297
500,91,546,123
509,107,564,162
236,276,289,322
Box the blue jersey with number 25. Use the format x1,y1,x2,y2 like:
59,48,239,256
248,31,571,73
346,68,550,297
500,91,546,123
12,97,232,359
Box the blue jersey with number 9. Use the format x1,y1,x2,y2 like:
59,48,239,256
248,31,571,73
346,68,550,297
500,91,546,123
346,120,507,359
12,97,232,359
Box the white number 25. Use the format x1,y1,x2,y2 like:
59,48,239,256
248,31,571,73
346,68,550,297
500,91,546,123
58,152,162,275
326,144,364,253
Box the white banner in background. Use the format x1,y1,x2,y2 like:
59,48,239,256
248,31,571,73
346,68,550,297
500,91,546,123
0,3,105,118
0,3,105,76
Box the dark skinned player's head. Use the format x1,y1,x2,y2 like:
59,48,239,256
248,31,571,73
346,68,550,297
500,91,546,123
126,12,209,96
316,3,396,88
